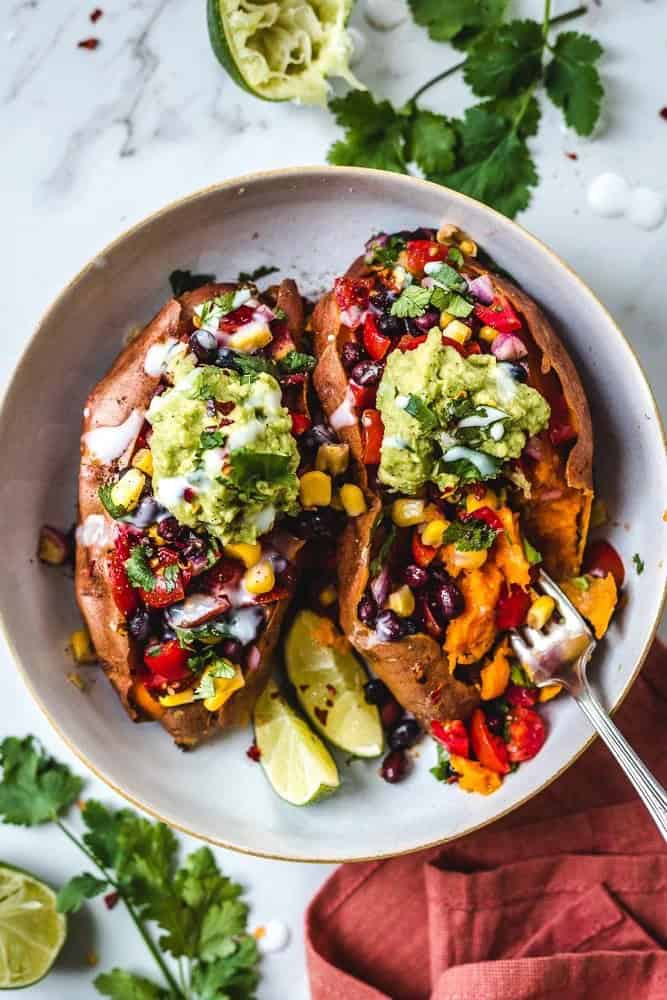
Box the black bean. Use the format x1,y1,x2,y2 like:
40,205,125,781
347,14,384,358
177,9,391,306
389,718,421,751
215,347,240,371
221,638,244,661
377,313,405,339
350,361,383,387
301,423,337,451
364,678,391,706
340,342,364,372
189,331,217,365
371,289,397,313
128,609,151,643
403,564,429,589
381,698,403,730
430,580,465,624
375,609,406,642
289,507,342,540
357,595,378,626
503,362,528,382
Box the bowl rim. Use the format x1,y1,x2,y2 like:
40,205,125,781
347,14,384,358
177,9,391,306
2,164,666,863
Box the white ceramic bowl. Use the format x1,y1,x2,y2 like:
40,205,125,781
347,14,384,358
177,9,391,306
1,167,665,862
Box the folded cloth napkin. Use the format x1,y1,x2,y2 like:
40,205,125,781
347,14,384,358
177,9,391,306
306,641,667,1000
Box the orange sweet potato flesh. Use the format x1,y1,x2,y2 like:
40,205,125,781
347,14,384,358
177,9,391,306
561,574,618,639
76,281,303,747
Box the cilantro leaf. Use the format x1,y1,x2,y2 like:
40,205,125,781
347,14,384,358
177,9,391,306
193,659,236,699
236,265,279,283
464,20,544,98
430,743,455,782
229,449,291,486
431,288,474,317
368,234,407,267
125,546,155,592
95,969,169,1000
190,937,259,1000
0,736,82,825
81,800,125,868
328,92,410,173
174,619,234,649
632,553,645,575
428,262,468,293
442,518,499,551
510,662,532,686
391,285,432,318
232,354,278,380
278,351,316,374
200,430,226,450
409,0,509,45
114,812,179,910
448,246,464,267
404,394,438,430
169,269,215,297
98,483,129,521
407,109,456,177
56,873,108,914
545,31,604,136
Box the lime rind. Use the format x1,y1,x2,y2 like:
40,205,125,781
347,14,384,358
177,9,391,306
208,0,362,104
254,679,340,806
285,610,384,758
0,864,66,989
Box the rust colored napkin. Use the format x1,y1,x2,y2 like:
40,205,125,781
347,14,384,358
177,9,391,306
306,641,667,1000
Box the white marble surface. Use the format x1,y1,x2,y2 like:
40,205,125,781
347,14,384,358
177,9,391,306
1,0,666,996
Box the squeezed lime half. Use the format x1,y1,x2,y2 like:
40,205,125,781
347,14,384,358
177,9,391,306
207,0,361,104
285,610,383,758
0,864,66,989
254,678,340,805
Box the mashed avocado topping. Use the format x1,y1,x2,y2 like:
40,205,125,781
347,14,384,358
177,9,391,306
376,329,550,493
147,364,299,543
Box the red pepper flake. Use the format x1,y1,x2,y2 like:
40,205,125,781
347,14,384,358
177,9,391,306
183,487,196,503
660,107,667,121
314,706,329,727
246,742,261,762
326,683,337,696
90,7,103,21
565,151,578,160
104,891,119,910
428,685,443,705
78,37,100,49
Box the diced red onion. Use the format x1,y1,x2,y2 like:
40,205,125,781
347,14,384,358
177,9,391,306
491,331,528,361
467,274,494,305
370,566,391,607
414,308,440,332
365,232,389,252
246,644,261,671
254,303,275,323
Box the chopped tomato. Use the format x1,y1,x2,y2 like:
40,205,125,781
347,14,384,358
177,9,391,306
412,529,438,567
441,335,467,357
583,540,625,589
349,380,377,410
474,294,522,333
464,341,481,356
396,333,427,352
362,313,392,361
143,639,191,684
219,304,254,333
405,240,448,275
461,506,504,532
548,392,577,446
431,719,470,758
334,276,374,310
361,409,383,465
108,533,138,616
506,684,539,708
290,412,312,436
470,708,510,774
139,548,189,609
496,584,531,631
505,706,547,763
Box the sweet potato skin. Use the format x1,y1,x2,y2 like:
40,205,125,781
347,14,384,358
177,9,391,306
76,281,302,746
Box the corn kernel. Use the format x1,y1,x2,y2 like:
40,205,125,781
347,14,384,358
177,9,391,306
339,483,367,517
439,311,454,329
478,325,499,344
110,468,146,512
391,498,425,527
203,665,245,712
527,595,556,630
132,681,165,720
224,542,262,569
243,559,276,595
159,688,196,708
148,524,166,545
452,548,488,571
466,489,498,513
70,628,97,665
131,448,154,476
437,223,461,244
459,239,478,257
387,585,415,617
315,443,350,476
421,519,448,547
67,671,87,692
444,320,472,344
319,585,338,607
228,323,272,352
299,470,332,508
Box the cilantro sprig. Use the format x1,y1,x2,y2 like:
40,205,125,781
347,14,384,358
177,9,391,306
442,517,499,551
0,736,260,999
328,3,600,218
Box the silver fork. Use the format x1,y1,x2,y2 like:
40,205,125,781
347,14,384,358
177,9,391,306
511,571,667,841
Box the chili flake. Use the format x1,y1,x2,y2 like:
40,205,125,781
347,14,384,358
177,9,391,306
78,37,100,50
90,7,103,21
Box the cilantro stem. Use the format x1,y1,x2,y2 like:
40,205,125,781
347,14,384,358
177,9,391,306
543,0,553,40
55,818,184,999
409,5,588,104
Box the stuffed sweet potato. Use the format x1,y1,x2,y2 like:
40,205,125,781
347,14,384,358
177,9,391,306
76,277,314,747
313,224,619,789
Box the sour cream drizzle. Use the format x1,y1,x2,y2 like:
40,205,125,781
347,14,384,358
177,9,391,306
84,409,144,464
330,388,357,430
76,514,115,548
144,338,178,377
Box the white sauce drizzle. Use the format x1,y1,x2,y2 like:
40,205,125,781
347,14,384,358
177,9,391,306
383,435,409,450
202,447,227,476
587,172,630,218
226,607,264,644
458,405,508,429
227,418,265,451
627,187,666,231
493,364,519,406
144,338,178,377
76,514,114,548
443,445,498,477
155,474,191,508
255,920,290,955
330,389,357,430
84,409,144,464
252,505,275,535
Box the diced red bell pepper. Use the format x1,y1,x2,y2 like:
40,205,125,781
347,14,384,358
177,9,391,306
138,548,189,609
143,639,191,684
405,240,448,275
506,684,539,708
441,335,467,357
361,409,384,465
464,341,481,356
496,584,531,631
548,392,577,446
474,294,522,333
431,719,470,758
470,708,510,774
334,276,374,310
412,529,438,567
290,412,312,436
461,506,504,532
219,304,255,333
396,333,427,352
349,380,377,410
362,313,391,361
505,706,547,763
583,540,625,589
108,533,139,616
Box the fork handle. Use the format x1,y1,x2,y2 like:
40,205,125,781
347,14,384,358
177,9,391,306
574,687,667,842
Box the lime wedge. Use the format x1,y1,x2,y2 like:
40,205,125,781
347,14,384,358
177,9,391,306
0,864,66,989
207,0,361,105
285,610,383,758
254,678,340,805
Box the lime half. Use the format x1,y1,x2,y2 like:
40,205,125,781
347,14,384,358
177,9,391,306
254,679,340,805
0,864,66,989
207,0,361,105
285,610,383,758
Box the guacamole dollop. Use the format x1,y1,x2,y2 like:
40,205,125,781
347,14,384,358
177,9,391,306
147,365,299,544
376,329,550,493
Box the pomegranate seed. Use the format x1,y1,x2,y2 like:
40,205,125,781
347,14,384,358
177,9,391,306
246,742,261,762
380,699,402,730
104,891,119,910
